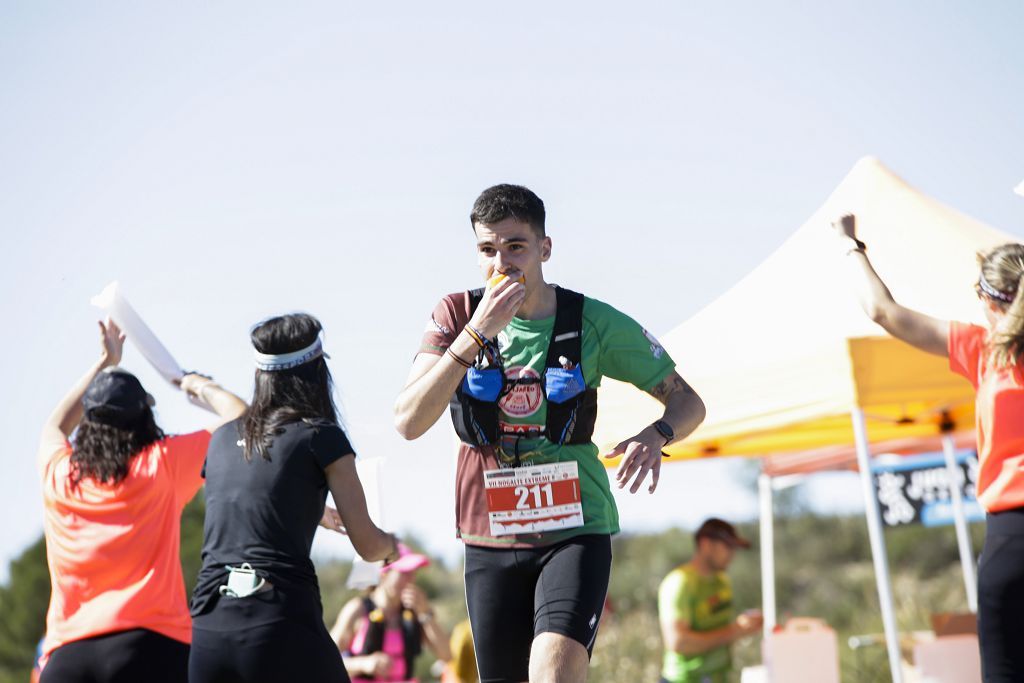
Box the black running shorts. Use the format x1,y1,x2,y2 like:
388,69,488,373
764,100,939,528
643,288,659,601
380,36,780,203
463,534,612,683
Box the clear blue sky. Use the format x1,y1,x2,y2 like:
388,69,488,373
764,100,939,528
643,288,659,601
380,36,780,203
2,2,1022,574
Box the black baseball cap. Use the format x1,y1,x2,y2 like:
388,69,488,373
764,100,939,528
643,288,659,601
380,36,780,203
82,368,148,427
695,518,751,549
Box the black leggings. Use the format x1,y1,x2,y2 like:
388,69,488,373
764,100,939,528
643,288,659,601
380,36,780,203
189,584,349,683
978,508,1024,682
40,629,188,683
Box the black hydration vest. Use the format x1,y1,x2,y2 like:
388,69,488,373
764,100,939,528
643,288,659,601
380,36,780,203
448,286,598,448
355,597,421,677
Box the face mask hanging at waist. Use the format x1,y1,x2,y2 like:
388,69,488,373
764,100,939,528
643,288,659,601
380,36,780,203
218,563,268,599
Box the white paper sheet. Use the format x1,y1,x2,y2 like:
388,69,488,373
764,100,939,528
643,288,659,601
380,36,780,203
346,558,385,589
91,281,185,383
358,457,386,528
1015,180,1024,197
91,282,214,412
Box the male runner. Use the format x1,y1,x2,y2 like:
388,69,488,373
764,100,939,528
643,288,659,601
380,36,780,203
395,184,706,683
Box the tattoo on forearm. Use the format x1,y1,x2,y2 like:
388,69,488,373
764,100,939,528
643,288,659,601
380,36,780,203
649,374,696,403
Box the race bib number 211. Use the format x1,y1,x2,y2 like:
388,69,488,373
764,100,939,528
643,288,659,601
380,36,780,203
483,461,584,536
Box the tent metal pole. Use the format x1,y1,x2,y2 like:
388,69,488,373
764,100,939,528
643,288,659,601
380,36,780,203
851,408,904,683
941,434,978,612
758,472,777,637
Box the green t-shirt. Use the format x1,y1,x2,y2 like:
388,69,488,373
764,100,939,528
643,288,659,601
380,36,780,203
421,292,676,546
658,564,734,683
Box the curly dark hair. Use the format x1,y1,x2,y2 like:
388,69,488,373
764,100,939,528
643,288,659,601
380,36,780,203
70,407,165,487
242,313,339,462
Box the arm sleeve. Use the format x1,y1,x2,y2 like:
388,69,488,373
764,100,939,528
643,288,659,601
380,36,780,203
948,321,986,388
590,300,676,391
310,424,356,469
658,569,692,625
164,430,213,508
417,295,465,357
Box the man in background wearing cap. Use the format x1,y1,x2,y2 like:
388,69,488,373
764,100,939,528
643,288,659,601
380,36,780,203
657,518,763,683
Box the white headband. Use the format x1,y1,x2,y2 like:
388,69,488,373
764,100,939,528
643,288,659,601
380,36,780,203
254,336,326,371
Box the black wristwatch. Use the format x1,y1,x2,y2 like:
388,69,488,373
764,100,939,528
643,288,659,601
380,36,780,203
652,420,675,446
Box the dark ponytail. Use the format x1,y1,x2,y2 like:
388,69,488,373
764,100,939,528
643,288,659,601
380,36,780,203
241,313,339,461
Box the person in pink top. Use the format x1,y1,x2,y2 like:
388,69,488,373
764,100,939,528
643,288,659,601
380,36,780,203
37,319,246,683
332,546,452,682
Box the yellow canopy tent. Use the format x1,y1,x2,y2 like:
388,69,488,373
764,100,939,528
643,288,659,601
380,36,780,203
593,157,1019,683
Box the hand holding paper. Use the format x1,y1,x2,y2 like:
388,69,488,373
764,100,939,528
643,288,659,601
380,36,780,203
91,281,215,413
97,319,126,367
91,282,185,383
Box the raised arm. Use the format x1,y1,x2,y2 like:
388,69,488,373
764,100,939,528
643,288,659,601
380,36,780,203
401,584,452,661
419,613,453,663
324,455,400,563
393,350,469,441
39,320,124,462
178,374,248,432
604,371,706,494
832,214,949,357
394,279,525,440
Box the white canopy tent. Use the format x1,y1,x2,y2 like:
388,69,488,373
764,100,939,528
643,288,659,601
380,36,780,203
594,157,1018,682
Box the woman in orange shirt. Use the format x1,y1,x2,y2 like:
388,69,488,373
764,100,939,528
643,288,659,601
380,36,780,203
37,320,246,682
833,214,1024,682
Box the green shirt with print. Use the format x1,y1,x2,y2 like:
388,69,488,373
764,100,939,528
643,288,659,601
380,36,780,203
658,564,734,683
461,295,674,545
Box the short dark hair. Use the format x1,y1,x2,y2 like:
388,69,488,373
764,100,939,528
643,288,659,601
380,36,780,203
470,184,546,237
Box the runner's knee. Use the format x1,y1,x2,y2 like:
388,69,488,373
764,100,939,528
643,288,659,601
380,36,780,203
529,632,589,683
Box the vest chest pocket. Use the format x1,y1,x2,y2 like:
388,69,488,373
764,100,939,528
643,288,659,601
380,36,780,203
545,365,586,404
463,367,504,402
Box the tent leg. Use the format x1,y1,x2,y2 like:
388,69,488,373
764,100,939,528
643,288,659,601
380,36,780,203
851,408,904,683
941,434,978,613
759,472,777,637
